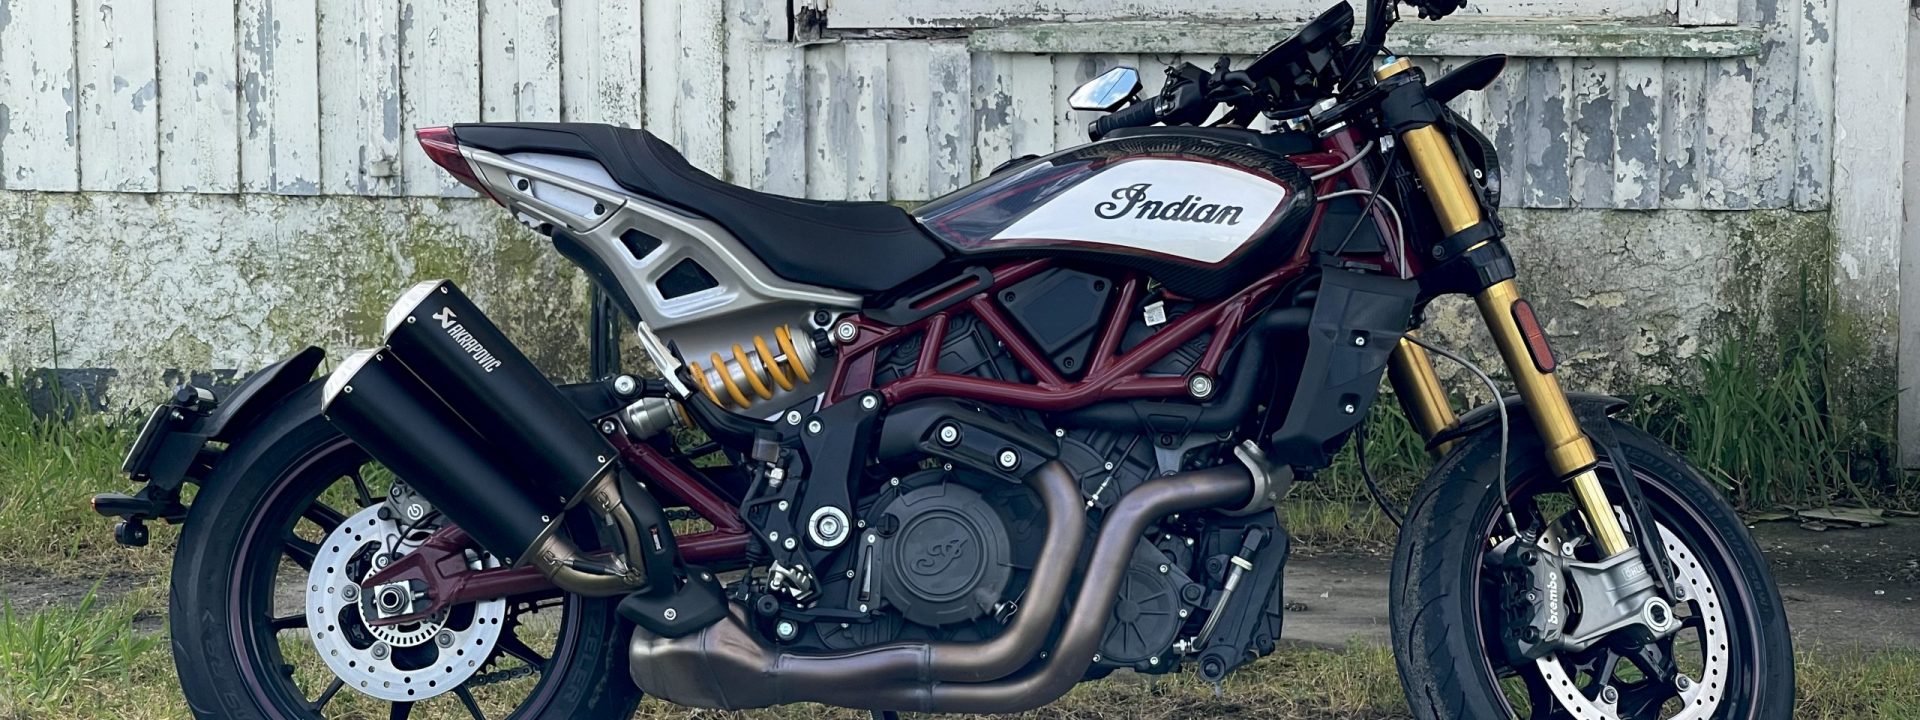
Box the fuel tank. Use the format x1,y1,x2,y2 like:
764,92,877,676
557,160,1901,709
914,132,1316,300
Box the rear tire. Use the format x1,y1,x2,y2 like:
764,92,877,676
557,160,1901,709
168,381,640,719
1390,418,1793,719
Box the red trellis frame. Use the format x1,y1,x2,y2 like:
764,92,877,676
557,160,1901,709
826,256,1310,412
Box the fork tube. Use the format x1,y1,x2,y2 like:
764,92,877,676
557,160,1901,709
1377,58,1631,558
1388,335,1458,456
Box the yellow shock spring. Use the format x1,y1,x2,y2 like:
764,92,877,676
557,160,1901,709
684,325,814,409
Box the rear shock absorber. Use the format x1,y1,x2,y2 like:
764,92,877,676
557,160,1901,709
684,325,817,409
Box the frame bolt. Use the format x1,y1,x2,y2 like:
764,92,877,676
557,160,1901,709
775,620,798,641
599,419,619,435
860,395,879,410
777,500,790,512
783,537,798,551
807,419,824,435
612,375,638,395
1352,335,1368,347
1187,374,1215,399
785,410,803,425
664,607,678,621
997,449,1020,470
1158,564,1170,574
1342,403,1358,415
937,424,961,446
835,322,858,343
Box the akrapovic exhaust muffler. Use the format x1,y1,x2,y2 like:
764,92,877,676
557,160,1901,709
321,279,681,599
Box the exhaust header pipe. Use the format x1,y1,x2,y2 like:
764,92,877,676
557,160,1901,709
324,280,682,598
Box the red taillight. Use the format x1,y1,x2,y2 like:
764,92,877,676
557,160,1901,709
416,126,496,200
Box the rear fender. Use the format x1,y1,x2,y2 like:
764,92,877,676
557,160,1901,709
96,346,325,544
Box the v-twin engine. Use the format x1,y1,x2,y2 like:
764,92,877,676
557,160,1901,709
627,461,1257,714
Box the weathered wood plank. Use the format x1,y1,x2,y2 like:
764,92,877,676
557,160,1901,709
1567,58,1616,209
1611,58,1663,210
1481,58,1528,208
399,0,481,196
240,0,323,194
318,0,402,195
806,43,853,199
1677,0,1739,26
157,0,239,192
1658,59,1705,210
1746,0,1798,208
640,0,681,139
971,52,1016,179
926,41,973,193
1005,54,1056,159
888,41,934,201
77,0,160,191
1521,57,1572,208
482,0,562,122
562,0,645,124
1701,56,1754,209
1791,0,1833,210
723,0,768,185
0,0,78,190
969,20,1764,59
832,0,1670,29
1828,0,1907,339
754,43,808,195
676,0,727,174
845,42,891,201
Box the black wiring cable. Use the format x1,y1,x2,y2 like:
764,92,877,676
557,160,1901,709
1355,422,1406,527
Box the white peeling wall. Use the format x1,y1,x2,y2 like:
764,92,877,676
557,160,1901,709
0,0,1875,413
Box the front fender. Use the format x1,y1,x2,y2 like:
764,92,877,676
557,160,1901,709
1428,391,1626,451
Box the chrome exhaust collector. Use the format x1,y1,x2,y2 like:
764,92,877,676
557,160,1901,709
627,461,1255,713
322,279,681,598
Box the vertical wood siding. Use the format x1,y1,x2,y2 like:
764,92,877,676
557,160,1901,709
0,0,1838,209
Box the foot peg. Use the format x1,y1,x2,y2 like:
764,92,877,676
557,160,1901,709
618,567,729,637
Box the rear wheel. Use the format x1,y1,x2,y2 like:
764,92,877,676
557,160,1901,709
168,382,639,719
1390,419,1793,719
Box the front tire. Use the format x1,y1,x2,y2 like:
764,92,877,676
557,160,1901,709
168,381,640,719
1390,418,1794,719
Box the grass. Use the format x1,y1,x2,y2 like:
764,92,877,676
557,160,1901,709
1635,279,1912,511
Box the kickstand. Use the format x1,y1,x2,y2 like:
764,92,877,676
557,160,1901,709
873,712,901,720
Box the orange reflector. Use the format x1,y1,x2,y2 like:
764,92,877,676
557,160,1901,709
1511,299,1556,373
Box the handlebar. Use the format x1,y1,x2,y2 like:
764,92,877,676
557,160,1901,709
1088,99,1162,140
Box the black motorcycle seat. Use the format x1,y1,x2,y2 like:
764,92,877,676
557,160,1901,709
453,123,948,295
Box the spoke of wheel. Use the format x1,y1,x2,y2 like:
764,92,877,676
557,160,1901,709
389,700,414,720
495,630,549,669
348,469,378,508
285,536,321,570
454,686,488,720
305,501,347,533
310,678,345,712
269,613,308,632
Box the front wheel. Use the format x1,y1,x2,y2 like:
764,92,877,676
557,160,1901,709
1390,418,1794,720
167,381,640,719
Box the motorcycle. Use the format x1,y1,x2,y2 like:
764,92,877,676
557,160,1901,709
94,0,1794,717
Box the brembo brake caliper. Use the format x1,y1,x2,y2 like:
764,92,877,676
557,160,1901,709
1487,529,1680,662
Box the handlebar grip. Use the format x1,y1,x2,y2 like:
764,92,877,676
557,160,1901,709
1088,100,1160,140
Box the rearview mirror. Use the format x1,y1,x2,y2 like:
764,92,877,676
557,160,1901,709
1069,67,1142,112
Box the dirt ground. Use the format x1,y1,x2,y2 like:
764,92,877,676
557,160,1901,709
1278,517,1920,652
5,518,1916,654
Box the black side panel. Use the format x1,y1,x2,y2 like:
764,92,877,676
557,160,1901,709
454,123,948,294
999,269,1112,377
1266,270,1418,468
